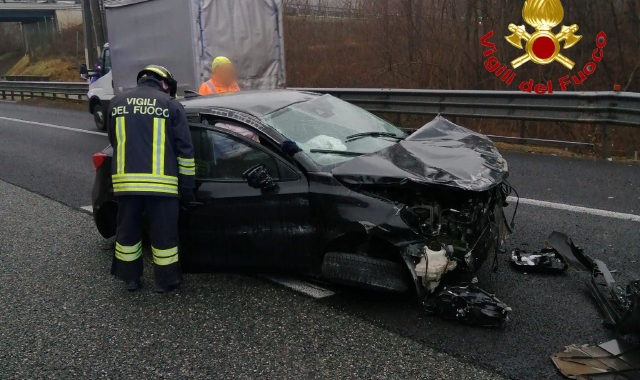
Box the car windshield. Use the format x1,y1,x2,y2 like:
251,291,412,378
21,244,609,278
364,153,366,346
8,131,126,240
260,94,405,166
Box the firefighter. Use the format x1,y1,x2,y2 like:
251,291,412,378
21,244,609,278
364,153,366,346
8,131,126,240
106,64,196,293
198,56,240,95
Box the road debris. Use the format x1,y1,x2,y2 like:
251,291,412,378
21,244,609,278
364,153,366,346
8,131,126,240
545,232,640,335
423,285,512,327
551,338,640,379
510,247,569,273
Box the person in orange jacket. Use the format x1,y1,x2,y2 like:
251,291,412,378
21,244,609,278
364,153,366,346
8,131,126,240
198,56,240,95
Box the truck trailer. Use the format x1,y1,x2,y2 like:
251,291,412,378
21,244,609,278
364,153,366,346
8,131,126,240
84,0,285,130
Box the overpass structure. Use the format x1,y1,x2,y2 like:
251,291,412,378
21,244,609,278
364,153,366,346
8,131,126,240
0,2,80,23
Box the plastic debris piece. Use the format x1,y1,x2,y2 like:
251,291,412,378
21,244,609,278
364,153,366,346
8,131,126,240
423,284,512,328
510,248,569,273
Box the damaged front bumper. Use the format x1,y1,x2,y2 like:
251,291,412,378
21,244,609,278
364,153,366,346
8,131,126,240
400,192,514,327
331,116,516,326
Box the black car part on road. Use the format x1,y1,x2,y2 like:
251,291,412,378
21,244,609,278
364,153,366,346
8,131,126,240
546,231,640,335
423,285,512,327
510,248,569,274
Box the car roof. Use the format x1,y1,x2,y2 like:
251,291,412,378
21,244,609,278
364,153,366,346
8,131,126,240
181,89,321,117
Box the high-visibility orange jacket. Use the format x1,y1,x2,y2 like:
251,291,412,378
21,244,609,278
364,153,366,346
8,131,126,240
198,78,240,95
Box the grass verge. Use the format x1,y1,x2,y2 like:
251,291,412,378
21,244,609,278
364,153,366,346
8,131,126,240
6,55,82,82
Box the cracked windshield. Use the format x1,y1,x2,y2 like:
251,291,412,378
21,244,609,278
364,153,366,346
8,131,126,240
261,95,406,166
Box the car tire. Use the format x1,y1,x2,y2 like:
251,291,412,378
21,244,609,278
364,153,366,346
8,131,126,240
93,103,106,131
321,252,411,293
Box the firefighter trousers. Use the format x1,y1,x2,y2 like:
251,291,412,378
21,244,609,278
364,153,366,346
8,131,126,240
112,195,182,288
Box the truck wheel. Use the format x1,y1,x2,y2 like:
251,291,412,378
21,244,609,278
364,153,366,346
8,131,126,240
93,103,106,131
322,252,411,293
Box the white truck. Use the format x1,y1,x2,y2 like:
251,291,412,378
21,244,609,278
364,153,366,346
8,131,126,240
82,0,285,130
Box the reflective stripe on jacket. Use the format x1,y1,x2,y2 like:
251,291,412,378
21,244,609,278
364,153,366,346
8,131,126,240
198,78,240,96
106,77,195,197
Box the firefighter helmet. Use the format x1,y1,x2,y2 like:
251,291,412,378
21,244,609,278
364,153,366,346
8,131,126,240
137,64,178,97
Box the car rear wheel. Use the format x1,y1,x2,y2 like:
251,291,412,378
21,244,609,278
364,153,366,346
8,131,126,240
321,252,411,293
93,103,106,131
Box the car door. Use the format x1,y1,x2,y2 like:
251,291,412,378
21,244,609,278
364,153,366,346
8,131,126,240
180,125,317,272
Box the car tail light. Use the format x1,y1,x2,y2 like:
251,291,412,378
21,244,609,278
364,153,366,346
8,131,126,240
93,152,108,171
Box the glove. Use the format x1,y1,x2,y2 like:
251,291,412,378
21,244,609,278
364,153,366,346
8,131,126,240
179,187,196,207
281,140,302,156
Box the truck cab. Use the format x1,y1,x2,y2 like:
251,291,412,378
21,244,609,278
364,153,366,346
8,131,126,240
82,43,114,130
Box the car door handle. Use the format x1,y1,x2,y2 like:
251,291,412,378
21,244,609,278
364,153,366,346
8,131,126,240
189,201,205,209
181,201,205,211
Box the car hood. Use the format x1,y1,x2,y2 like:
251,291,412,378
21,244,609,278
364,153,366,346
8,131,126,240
331,116,508,192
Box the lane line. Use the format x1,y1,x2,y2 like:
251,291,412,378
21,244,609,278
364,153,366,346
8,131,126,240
508,196,640,222
0,116,107,136
260,275,336,299
80,206,93,213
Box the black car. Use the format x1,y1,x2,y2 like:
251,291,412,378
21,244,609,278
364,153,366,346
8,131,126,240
92,90,513,307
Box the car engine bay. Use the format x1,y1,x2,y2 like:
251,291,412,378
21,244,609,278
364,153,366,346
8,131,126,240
360,181,515,326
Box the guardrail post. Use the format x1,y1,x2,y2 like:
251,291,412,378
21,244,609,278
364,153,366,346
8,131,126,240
520,120,527,140
1,90,4,100
601,124,611,160
20,91,24,101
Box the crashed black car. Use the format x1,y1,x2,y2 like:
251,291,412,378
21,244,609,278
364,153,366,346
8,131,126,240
92,90,512,304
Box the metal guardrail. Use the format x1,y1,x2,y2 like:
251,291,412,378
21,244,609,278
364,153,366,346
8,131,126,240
0,81,87,101
284,4,373,19
1,81,638,159
1,75,50,82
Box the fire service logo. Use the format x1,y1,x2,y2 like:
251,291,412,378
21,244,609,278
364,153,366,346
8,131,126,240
480,0,607,94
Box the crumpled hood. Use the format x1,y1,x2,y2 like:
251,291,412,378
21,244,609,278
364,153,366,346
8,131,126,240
331,116,508,191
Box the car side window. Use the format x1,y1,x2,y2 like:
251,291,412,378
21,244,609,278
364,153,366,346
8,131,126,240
103,49,111,74
191,128,284,182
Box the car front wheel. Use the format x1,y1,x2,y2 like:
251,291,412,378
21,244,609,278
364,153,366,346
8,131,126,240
93,103,106,131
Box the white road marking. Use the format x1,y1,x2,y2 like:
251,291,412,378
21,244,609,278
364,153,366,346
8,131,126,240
508,196,640,222
0,116,107,136
80,206,93,213
260,275,336,299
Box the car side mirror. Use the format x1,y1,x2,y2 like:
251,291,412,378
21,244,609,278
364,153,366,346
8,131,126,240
243,164,277,192
79,63,88,79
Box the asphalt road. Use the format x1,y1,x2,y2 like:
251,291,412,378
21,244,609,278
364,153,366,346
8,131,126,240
0,100,639,379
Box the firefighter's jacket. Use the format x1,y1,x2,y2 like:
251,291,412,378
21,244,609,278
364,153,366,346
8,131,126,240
106,77,195,197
